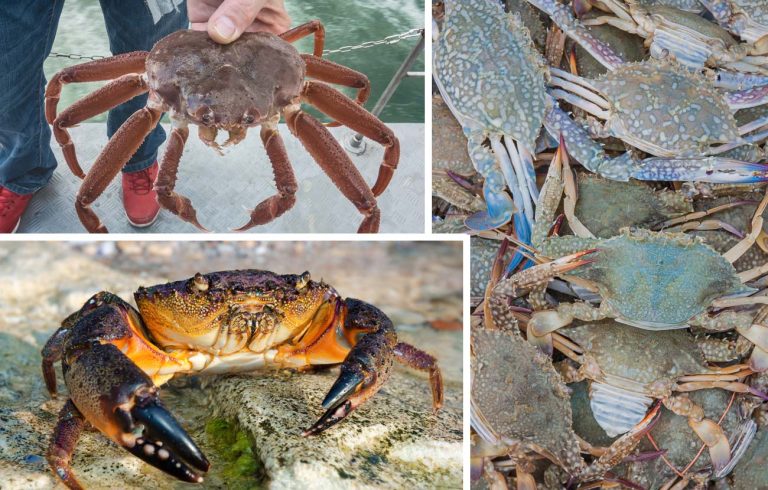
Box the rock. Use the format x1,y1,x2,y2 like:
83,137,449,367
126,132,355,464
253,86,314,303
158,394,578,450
0,242,463,489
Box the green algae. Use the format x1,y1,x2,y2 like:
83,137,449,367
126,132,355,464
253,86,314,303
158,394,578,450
205,418,265,489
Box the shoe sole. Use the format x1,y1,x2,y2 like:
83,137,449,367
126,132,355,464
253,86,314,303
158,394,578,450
10,218,20,234
125,210,160,229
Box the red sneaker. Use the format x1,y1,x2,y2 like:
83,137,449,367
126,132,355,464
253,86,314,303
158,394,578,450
0,186,33,233
122,162,160,227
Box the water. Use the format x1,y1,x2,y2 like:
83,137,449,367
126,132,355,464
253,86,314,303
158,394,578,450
44,0,425,123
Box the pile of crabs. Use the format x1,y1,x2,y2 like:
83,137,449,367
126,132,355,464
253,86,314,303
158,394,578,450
432,0,768,487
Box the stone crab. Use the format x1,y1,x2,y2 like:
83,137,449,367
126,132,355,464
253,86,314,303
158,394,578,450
41,270,443,489
46,23,398,233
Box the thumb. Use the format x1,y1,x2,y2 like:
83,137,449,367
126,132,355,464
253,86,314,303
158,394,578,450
208,0,267,44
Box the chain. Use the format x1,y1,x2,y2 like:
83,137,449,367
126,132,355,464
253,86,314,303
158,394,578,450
321,28,423,55
48,52,107,61
48,27,423,61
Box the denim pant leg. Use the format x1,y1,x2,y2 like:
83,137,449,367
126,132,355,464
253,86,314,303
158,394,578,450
99,0,188,173
0,1,65,194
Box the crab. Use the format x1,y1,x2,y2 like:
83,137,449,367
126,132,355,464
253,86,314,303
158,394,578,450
577,0,768,74
522,0,768,182
433,0,544,232
45,22,398,233
471,324,661,487
41,270,443,488
552,319,762,473
699,0,768,48
567,172,693,238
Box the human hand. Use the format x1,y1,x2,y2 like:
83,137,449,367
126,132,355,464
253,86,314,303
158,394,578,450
188,0,291,44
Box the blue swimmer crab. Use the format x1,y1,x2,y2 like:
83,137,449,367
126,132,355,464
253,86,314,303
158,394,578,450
434,0,543,232
471,325,660,487
41,270,443,488
436,0,768,239
700,0,768,47
554,320,761,473
578,0,768,75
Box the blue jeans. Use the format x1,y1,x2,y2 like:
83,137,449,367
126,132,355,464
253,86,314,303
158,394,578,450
0,0,188,195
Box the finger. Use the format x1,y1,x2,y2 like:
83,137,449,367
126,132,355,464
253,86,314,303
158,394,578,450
208,0,268,43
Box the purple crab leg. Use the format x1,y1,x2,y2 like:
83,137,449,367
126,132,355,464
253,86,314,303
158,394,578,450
303,299,443,436
726,85,768,110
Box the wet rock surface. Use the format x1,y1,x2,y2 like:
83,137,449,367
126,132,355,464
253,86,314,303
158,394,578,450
0,242,462,489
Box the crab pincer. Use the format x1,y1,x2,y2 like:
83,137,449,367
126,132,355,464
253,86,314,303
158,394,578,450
303,299,444,436
44,299,209,487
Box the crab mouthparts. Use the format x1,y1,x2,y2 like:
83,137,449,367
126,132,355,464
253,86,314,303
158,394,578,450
198,125,247,153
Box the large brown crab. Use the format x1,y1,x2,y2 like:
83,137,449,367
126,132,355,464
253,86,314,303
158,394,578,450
45,22,399,233
41,270,442,488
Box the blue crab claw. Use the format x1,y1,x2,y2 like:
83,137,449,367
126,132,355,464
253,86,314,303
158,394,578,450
505,213,533,273
630,158,768,184
465,183,514,231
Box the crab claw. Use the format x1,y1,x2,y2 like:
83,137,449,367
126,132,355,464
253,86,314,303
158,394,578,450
62,342,209,483
465,181,515,231
689,418,731,474
303,299,397,436
631,158,768,184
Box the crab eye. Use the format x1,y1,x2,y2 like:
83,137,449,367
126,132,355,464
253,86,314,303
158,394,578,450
242,114,255,124
296,271,311,290
192,273,209,292
201,113,213,124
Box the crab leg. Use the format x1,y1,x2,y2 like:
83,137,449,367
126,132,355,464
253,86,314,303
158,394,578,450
723,186,768,262
544,103,768,184
154,126,208,231
663,395,731,473
393,342,444,410
283,106,379,233
44,51,148,125
45,300,208,487
302,55,371,109
76,106,162,233
527,0,626,70
461,134,515,231
726,85,768,110
715,71,768,90
66,343,209,482
47,400,86,490
50,74,149,178
279,20,325,57
234,124,298,231
299,80,399,197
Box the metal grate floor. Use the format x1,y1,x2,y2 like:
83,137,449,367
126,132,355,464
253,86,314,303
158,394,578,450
19,123,424,234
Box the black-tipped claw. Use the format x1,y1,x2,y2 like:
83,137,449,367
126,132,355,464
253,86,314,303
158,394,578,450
321,370,364,410
132,398,210,473
125,436,204,484
303,399,354,437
